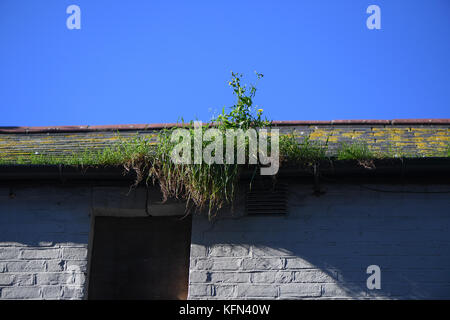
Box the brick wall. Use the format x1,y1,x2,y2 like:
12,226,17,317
0,187,90,300
188,183,450,299
2,183,450,300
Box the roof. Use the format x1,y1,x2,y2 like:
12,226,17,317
0,119,449,161
0,119,450,181
1,119,449,133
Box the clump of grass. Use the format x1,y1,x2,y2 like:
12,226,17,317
280,134,328,164
129,72,271,220
441,144,450,158
337,141,374,160
146,127,241,219
337,141,375,169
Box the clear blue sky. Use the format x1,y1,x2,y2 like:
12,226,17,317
1,0,449,126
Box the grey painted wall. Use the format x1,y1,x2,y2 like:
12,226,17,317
188,183,450,299
0,187,90,299
1,183,450,300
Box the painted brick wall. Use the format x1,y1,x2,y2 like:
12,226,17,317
0,187,90,300
2,183,450,300
188,183,450,299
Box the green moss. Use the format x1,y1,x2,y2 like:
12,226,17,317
0,135,153,166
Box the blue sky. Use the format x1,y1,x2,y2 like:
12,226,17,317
1,0,449,126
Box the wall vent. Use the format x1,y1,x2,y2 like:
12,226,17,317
245,183,288,215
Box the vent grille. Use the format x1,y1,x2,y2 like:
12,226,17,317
245,183,288,215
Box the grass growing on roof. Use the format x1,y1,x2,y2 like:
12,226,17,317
280,134,329,164
141,72,272,219
337,141,374,160
1,73,450,218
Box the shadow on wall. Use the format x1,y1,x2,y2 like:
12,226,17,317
191,184,450,299
0,187,91,246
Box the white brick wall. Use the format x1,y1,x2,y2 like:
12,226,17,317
188,183,450,299
0,187,90,300
2,183,449,300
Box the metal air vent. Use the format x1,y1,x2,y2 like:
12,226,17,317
245,183,288,215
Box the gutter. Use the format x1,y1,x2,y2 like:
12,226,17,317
0,158,449,184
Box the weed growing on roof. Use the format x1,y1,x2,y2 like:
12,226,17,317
124,71,274,219
337,140,376,169
280,134,329,165
337,141,374,160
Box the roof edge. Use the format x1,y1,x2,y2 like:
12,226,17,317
1,157,450,183
0,119,449,134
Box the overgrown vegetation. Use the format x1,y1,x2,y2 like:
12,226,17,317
1,72,449,218
127,72,272,219
0,136,152,166
336,141,376,169
337,141,374,160
279,134,328,165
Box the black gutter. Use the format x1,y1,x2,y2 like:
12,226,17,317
0,158,449,185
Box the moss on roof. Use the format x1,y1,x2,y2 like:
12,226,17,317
0,123,449,165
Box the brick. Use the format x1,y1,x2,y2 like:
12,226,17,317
46,260,65,272
251,272,275,283
236,284,278,298
213,285,235,298
242,258,283,271
62,248,87,260
252,271,294,283
279,283,322,298
66,271,86,286
189,284,214,297
6,261,46,272
198,258,241,271
189,271,209,283
15,274,35,286
42,286,62,299
1,287,41,299
0,247,20,259
65,260,87,273
36,273,69,285
62,286,85,300
209,244,249,257
0,274,14,286
190,244,207,258
293,270,336,283
284,258,316,269
209,272,250,283
193,259,213,270
20,249,60,260
275,271,295,283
